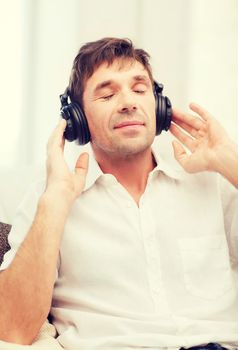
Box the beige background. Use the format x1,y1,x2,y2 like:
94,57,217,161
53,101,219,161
0,0,238,168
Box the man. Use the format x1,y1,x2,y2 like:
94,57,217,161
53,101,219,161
0,37,238,350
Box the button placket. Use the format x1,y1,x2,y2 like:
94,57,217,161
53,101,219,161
138,197,163,310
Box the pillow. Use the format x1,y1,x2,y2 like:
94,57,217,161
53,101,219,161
0,222,11,266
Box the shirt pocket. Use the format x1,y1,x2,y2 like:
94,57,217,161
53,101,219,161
178,234,233,300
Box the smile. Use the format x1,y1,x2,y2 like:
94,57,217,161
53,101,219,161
114,121,145,129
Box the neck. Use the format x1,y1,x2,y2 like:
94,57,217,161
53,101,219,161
93,147,156,205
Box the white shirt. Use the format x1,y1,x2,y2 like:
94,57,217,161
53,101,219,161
1,144,238,350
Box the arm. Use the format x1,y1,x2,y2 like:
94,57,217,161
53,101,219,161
0,119,88,345
170,102,238,188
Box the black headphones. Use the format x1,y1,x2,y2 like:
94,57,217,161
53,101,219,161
60,81,172,145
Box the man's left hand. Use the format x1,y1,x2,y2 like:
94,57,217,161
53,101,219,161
170,103,238,188
170,103,231,173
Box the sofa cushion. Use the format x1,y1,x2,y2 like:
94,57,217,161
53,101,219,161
0,222,11,266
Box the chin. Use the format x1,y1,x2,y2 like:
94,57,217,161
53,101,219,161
92,133,155,158
114,138,154,156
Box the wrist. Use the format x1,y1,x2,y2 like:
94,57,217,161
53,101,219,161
212,140,238,188
40,186,75,215
212,140,236,170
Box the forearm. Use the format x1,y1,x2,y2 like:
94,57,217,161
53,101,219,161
0,190,71,345
213,140,238,189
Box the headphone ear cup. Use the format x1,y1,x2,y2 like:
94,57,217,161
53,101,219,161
69,102,91,145
61,105,77,142
60,102,91,145
154,88,172,135
155,94,165,135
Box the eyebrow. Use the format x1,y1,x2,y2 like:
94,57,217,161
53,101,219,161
93,80,113,94
132,75,151,84
93,75,151,95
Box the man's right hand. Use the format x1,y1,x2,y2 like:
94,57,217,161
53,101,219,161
0,120,89,345
45,119,89,205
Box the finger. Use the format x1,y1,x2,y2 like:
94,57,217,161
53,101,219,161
47,119,67,153
189,102,212,121
171,118,206,139
172,108,205,130
170,123,197,152
60,136,66,151
48,119,67,145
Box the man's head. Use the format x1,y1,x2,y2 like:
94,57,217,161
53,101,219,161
67,37,158,160
69,37,153,107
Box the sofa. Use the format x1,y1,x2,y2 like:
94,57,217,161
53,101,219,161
0,164,45,266
0,222,11,266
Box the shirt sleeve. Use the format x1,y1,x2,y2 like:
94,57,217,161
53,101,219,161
219,176,238,266
0,179,45,271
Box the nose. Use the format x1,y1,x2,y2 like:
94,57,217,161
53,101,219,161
119,104,137,114
117,93,138,114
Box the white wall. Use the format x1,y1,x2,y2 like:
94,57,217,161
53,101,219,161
1,0,238,169
0,1,23,167
186,0,238,139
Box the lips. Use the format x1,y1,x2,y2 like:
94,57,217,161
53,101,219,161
114,120,145,129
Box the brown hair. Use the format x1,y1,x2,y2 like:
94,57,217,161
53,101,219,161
68,37,153,106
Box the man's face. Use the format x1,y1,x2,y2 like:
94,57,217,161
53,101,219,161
83,59,156,159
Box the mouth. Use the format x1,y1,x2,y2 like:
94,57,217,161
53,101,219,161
114,120,145,129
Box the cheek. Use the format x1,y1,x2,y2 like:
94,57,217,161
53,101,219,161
86,109,109,138
146,98,156,122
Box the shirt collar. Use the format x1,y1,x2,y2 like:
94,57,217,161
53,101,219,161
83,141,184,192
84,145,103,191
151,143,184,180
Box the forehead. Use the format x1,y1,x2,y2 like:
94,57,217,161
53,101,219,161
84,59,150,91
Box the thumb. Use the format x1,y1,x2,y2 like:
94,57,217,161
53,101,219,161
75,152,89,179
172,140,188,168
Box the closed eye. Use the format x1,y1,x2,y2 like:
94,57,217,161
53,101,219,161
134,90,146,94
133,82,148,94
101,94,114,100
